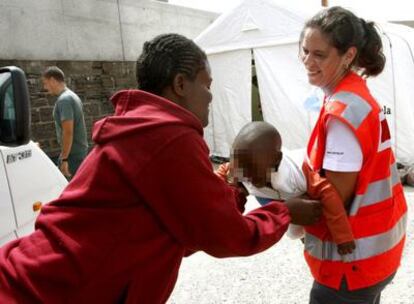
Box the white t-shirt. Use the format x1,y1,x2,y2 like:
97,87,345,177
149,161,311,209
323,118,363,172
242,148,307,239
242,148,307,201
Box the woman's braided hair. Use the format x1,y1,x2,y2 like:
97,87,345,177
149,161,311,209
136,33,207,94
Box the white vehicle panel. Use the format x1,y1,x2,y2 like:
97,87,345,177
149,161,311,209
15,217,37,239
2,141,67,229
0,231,17,247
0,150,16,240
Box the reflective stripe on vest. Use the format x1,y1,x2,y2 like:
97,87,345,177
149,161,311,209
329,92,372,129
349,162,400,216
305,212,407,262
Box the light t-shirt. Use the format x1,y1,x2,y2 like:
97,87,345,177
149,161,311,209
53,88,88,156
242,148,307,201
323,118,363,172
241,148,307,239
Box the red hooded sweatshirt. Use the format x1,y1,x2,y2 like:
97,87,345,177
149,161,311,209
0,90,290,303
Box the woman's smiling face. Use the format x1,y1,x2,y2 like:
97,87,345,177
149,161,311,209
300,27,354,94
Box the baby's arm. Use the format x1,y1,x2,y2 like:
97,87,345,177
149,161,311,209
215,163,230,182
302,163,355,255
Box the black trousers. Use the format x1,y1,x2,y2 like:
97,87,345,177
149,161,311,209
309,273,396,304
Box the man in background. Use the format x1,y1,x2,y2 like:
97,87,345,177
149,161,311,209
42,66,88,178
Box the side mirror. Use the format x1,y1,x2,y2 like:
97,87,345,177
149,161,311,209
0,66,31,146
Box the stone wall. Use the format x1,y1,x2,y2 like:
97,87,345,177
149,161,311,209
0,60,136,157
0,0,218,157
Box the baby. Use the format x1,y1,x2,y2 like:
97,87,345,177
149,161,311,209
216,122,355,255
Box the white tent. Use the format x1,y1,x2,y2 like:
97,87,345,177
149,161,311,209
195,0,414,165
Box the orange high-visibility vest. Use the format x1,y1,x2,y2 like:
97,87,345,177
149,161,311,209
304,72,407,290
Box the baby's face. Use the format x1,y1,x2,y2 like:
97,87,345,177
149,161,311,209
231,148,282,188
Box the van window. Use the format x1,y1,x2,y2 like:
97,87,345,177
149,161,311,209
0,72,17,143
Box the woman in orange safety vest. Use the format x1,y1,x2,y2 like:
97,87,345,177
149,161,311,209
299,6,408,304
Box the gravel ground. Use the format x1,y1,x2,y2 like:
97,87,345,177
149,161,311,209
168,187,414,304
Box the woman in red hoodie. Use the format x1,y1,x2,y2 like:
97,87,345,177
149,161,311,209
0,33,321,303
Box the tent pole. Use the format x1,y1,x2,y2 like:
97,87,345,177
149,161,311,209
382,31,398,161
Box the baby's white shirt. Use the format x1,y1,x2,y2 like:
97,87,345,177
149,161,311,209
243,148,307,200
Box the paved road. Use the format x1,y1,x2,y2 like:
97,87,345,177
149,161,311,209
169,188,414,304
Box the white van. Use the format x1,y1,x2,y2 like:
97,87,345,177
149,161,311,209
0,66,67,246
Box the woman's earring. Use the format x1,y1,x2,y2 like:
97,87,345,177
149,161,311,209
343,63,349,71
